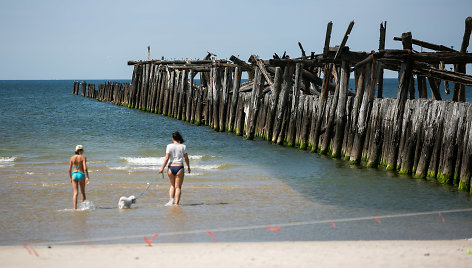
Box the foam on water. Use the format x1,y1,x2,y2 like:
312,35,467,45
121,156,164,165
196,164,223,170
108,166,130,170
0,156,17,168
122,155,208,164
0,156,17,162
108,165,221,172
115,155,223,171
77,200,96,211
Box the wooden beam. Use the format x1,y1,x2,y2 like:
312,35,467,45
298,42,307,59
379,22,387,50
127,59,228,66
401,32,413,50
323,21,333,58
460,17,472,53
229,55,254,72
246,67,264,140
254,56,275,91
428,76,442,100
332,60,350,158
334,21,355,60
408,52,472,64
401,32,415,99
378,21,386,98
454,16,472,101
393,37,456,52
413,64,472,86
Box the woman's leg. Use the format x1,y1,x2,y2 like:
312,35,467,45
167,168,176,200
79,178,86,202
72,179,79,209
174,168,185,205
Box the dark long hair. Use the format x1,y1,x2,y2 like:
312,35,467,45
172,131,185,143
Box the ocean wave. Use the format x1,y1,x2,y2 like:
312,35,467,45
0,157,16,168
121,157,164,165
194,164,222,170
0,164,14,168
108,164,223,172
88,160,107,164
185,172,201,176
121,155,214,165
0,156,17,163
189,155,219,160
42,183,63,187
109,166,130,170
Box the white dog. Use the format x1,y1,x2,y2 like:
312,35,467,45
118,195,136,209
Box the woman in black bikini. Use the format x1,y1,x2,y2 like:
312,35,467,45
158,132,191,206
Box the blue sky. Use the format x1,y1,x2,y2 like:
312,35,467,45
0,0,470,79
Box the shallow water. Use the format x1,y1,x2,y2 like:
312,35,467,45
1,80,472,246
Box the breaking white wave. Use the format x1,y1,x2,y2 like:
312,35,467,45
109,166,130,170
121,157,164,165
0,156,17,168
122,155,208,164
114,156,223,172
194,164,221,170
0,156,17,163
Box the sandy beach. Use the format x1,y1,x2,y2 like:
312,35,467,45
2,240,471,268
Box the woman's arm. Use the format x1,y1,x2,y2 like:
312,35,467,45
158,153,170,174
68,158,73,183
83,156,90,185
184,153,191,173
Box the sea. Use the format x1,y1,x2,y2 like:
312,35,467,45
1,79,472,246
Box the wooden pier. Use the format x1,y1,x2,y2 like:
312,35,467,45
73,18,472,194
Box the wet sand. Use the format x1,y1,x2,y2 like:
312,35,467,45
3,240,472,268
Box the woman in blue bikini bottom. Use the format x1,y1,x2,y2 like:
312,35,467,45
71,170,86,180
69,145,89,209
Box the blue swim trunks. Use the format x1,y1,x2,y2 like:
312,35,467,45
72,171,85,180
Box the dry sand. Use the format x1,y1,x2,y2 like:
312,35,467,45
2,240,472,268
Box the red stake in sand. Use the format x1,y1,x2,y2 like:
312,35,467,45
144,234,159,246
329,221,336,228
438,212,445,223
23,244,39,257
265,225,281,231
207,231,219,242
